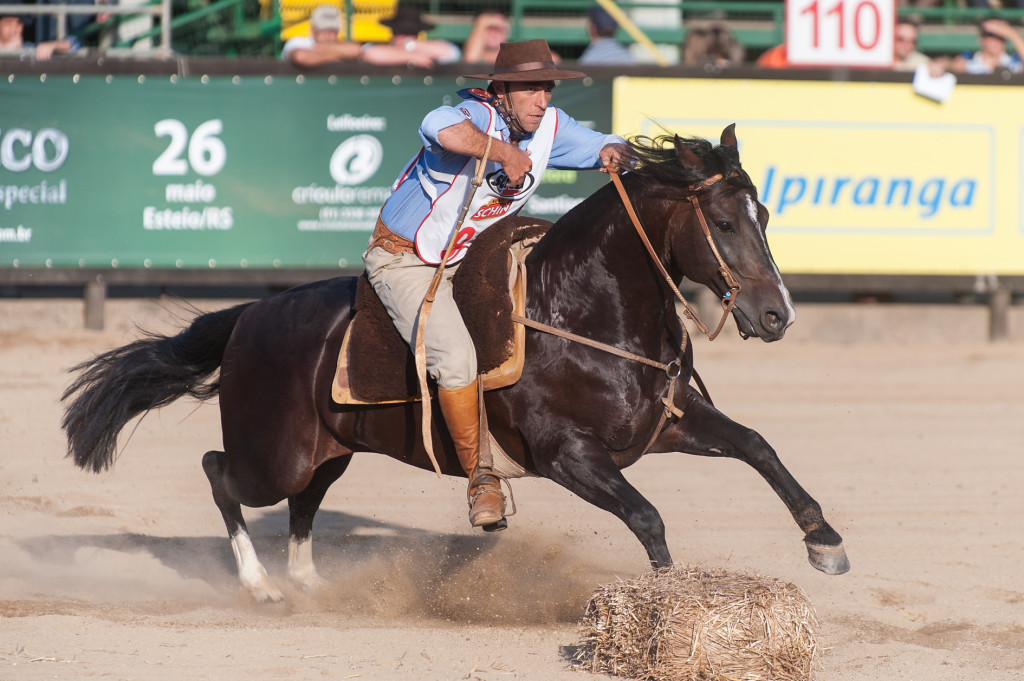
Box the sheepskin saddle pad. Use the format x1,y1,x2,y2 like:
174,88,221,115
333,216,552,405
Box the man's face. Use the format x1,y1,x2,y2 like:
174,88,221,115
313,28,338,44
894,24,918,60
978,22,1005,57
0,17,23,43
497,81,555,133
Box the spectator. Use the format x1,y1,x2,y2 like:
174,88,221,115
681,24,744,67
578,4,634,64
892,16,929,71
948,16,1024,74
0,14,76,60
281,4,361,67
30,0,97,44
462,6,509,65
361,4,461,67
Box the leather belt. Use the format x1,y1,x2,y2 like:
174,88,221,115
367,216,416,256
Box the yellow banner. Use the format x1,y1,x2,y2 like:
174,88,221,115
613,78,1023,275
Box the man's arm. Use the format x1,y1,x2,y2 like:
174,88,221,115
360,43,435,68
436,119,533,186
548,109,629,172
287,41,361,68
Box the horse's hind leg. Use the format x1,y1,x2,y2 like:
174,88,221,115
670,387,850,575
202,450,284,603
286,454,352,592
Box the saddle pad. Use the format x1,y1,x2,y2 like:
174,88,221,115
331,219,548,403
332,237,536,405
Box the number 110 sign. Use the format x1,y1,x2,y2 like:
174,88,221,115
786,0,895,67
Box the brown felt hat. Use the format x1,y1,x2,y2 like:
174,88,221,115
463,39,586,81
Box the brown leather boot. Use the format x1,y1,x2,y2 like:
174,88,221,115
437,382,506,528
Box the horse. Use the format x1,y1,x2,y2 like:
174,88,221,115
61,125,849,603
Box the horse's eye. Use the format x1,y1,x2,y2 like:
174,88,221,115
715,220,734,233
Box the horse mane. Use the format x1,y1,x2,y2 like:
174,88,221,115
625,134,755,197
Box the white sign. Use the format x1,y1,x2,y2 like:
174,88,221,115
785,0,895,68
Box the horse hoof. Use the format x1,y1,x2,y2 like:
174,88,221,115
806,541,850,575
244,577,285,604
481,518,508,533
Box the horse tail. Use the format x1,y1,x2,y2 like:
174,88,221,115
61,302,253,473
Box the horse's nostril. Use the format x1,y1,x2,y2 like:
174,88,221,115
762,310,781,331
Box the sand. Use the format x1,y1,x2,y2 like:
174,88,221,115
1,296,1022,681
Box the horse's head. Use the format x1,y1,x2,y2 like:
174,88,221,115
627,125,796,342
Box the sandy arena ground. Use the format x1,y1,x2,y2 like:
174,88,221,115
1,296,1022,681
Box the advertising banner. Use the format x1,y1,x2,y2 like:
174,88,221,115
614,77,1024,276
0,74,613,270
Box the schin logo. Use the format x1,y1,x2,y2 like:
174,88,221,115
486,169,534,198
469,197,513,221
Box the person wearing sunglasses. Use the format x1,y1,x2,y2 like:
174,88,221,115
893,17,929,71
950,16,1024,74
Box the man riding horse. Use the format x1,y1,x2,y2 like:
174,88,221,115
363,39,631,530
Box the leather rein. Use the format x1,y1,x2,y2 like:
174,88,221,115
608,170,742,342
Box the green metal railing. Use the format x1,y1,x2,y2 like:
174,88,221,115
424,1,1024,56
26,0,1024,59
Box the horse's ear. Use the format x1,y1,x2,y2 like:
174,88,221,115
720,124,737,149
673,134,703,169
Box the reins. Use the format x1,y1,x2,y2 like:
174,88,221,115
609,171,742,342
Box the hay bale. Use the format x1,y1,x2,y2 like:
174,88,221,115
576,565,818,681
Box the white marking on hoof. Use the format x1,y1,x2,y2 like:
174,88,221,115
230,531,284,603
287,536,328,593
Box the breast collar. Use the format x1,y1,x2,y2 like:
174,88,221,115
457,87,525,144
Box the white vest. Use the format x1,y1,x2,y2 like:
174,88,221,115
414,106,556,265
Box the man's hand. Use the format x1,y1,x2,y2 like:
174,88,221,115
494,145,532,188
599,142,634,174
437,119,533,187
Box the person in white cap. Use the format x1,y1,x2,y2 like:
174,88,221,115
363,39,632,531
281,4,361,67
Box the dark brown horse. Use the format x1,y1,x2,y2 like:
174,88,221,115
62,126,848,603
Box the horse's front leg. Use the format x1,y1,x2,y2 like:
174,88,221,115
536,434,672,568
658,386,850,575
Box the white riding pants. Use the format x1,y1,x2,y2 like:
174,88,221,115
363,246,477,391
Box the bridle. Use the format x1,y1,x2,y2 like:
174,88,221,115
609,170,742,342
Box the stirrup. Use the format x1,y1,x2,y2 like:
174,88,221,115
467,470,517,530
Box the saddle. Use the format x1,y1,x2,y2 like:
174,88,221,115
332,216,552,405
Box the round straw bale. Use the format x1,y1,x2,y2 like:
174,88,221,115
575,565,818,681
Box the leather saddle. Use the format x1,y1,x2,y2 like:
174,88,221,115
332,216,552,405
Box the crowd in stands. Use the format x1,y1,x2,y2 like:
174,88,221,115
276,1,1023,78
1,0,1022,76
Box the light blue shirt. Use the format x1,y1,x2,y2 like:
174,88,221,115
960,50,1023,74
380,96,623,240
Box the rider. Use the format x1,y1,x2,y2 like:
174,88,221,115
364,39,631,530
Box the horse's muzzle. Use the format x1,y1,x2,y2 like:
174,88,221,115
760,309,790,339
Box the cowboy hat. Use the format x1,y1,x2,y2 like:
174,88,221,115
380,5,436,35
463,39,586,81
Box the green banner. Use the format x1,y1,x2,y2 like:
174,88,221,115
0,74,613,270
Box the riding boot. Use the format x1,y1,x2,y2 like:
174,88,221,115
437,382,506,528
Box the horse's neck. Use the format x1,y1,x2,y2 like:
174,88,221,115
527,191,678,338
